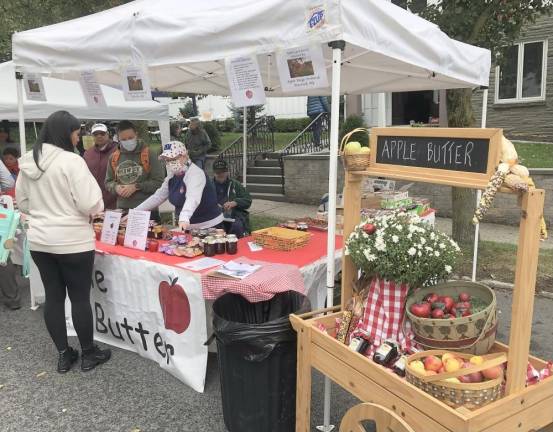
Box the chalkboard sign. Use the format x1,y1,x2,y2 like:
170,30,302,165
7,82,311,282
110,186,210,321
368,128,503,190
375,136,489,173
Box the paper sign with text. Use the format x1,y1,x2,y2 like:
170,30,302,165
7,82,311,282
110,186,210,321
124,209,151,250
79,70,107,107
122,65,152,101
225,55,266,107
23,73,46,101
277,44,328,92
100,211,122,245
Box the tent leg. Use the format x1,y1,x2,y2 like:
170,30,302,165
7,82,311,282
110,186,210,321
472,88,488,282
15,72,27,157
242,107,247,187
378,92,386,127
317,41,344,432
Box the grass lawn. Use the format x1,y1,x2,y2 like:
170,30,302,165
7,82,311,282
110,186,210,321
219,132,299,151
512,141,553,168
249,214,283,232
457,240,553,292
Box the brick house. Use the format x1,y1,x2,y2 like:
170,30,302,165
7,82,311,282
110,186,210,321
473,15,552,143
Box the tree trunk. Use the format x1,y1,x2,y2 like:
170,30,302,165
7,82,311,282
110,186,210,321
448,88,476,245
191,94,198,117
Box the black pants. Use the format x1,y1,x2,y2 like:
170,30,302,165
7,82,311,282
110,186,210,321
31,250,95,352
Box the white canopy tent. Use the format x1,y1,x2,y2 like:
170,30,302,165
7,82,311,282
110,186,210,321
12,0,491,426
0,61,170,156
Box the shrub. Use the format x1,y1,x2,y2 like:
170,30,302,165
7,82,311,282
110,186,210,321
273,117,312,132
340,115,368,147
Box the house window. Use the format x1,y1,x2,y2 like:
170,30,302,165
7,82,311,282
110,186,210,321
496,40,548,103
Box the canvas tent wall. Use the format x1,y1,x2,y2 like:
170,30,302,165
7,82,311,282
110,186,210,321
0,61,170,155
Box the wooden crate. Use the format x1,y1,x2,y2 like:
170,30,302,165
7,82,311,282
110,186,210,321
290,127,551,432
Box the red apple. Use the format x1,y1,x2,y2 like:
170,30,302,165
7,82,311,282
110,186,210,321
410,302,431,318
424,355,443,372
431,308,445,319
482,365,504,380
439,296,455,313
459,292,471,302
159,277,191,334
363,223,377,235
466,372,484,383
462,309,472,317
458,374,472,384
424,293,439,304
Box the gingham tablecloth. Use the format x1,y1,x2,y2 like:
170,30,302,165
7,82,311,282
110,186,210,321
201,257,305,302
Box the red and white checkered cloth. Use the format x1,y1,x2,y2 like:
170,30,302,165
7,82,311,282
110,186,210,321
201,257,305,302
353,278,415,354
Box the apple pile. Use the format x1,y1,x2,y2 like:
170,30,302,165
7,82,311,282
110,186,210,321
409,292,474,319
344,141,370,155
409,353,505,383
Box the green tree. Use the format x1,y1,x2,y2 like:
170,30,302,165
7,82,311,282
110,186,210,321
408,0,553,244
229,103,265,131
0,0,130,61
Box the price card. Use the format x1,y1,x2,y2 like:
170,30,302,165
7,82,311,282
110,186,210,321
100,211,122,245
124,209,151,250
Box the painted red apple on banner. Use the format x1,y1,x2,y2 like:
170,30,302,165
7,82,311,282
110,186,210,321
159,277,191,334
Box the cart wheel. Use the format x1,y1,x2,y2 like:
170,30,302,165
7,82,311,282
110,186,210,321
339,402,414,432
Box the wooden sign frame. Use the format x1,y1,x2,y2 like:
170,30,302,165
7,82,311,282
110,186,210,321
368,127,503,190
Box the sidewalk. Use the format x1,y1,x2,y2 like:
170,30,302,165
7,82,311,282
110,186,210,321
250,199,553,250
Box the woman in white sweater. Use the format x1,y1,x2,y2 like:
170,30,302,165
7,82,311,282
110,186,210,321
16,111,111,374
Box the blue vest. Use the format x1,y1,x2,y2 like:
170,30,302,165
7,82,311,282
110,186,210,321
168,172,222,224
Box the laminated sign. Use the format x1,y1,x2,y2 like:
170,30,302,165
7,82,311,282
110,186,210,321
79,70,106,107
122,65,152,101
277,44,329,92
23,73,46,101
225,55,266,107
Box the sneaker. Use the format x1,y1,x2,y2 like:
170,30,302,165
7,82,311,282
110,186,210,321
81,345,111,372
57,347,79,374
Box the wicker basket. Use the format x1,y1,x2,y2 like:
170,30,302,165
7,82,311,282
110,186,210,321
340,128,371,171
405,350,507,409
252,227,311,251
406,281,497,355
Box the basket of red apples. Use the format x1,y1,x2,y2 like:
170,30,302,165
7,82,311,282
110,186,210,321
406,281,497,355
406,350,507,409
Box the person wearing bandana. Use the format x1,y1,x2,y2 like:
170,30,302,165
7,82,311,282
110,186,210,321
135,141,223,231
104,120,165,218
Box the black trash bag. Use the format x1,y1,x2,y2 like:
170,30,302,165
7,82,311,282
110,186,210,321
212,291,311,432
213,291,311,361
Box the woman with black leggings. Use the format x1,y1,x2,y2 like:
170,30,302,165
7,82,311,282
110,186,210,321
16,111,111,373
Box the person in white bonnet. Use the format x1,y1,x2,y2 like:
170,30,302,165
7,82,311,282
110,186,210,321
134,141,223,231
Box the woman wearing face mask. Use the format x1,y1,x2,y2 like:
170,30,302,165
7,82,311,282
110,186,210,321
134,141,223,231
15,111,111,373
104,120,165,219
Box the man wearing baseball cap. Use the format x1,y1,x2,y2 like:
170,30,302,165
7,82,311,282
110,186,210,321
135,141,223,231
212,159,252,238
84,123,118,209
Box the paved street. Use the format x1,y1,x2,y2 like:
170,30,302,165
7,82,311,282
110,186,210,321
1,287,553,432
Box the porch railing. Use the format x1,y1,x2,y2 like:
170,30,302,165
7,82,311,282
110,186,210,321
216,116,275,180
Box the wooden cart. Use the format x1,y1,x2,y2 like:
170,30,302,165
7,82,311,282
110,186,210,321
290,128,552,432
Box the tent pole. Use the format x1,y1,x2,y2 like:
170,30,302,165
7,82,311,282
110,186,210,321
242,106,247,187
15,72,27,157
472,88,488,282
33,122,38,140
318,40,344,432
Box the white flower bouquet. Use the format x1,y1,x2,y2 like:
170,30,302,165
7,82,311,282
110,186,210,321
345,213,461,291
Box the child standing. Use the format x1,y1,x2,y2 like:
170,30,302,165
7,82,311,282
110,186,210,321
3,147,20,182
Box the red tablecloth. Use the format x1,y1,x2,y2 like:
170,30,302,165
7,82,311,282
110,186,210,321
95,230,343,271
95,230,343,302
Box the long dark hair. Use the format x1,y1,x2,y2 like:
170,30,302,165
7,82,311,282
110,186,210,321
33,111,80,169
0,121,12,143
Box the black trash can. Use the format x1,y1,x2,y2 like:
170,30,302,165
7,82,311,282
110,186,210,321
213,291,311,432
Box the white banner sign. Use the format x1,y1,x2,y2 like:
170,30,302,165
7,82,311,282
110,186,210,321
122,65,153,101
23,73,46,101
277,44,329,92
79,70,107,107
65,254,208,392
225,55,266,107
